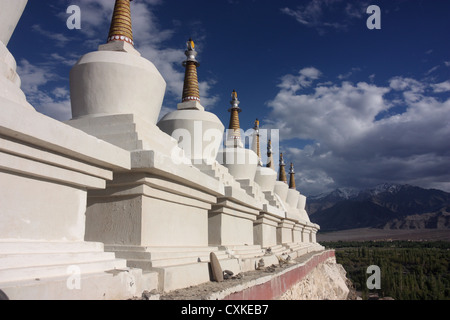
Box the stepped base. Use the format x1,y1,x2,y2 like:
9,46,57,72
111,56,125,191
264,244,292,256
218,244,278,272
0,241,148,300
1,268,145,300
104,245,241,292
194,160,241,190
67,113,187,160
236,179,266,204
283,242,325,259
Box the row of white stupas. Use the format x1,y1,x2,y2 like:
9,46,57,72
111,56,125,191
0,0,321,299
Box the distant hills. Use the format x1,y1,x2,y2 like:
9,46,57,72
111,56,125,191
307,183,450,232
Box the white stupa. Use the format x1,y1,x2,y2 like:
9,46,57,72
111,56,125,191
157,39,224,165
216,90,259,180
252,119,277,192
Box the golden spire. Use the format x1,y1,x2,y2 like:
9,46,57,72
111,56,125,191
266,139,275,170
289,163,296,189
279,153,287,183
227,90,242,147
253,119,263,166
107,0,134,46
181,38,200,103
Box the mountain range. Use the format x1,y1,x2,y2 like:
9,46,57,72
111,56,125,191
307,183,450,232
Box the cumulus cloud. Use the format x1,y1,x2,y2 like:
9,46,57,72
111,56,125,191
266,68,450,195
17,59,72,121
277,67,322,92
432,80,450,93
31,24,72,47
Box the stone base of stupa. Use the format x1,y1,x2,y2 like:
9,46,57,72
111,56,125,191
0,87,149,300
0,241,148,300
67,113,258,292
104,244,241,292
253,204,285,248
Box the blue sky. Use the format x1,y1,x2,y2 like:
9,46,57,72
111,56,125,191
7,0,450,195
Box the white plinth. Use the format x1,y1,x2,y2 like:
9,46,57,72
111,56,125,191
277,219,296,245
0,92,152,299
293,224,303,243
254,212,282,248
302,226,313,243
209,199,260,246
85,173,215,247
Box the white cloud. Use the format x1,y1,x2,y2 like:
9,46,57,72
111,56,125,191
432,80,450,93
425,65,440,75
337,67,361,80
17,60,54,93
49,53,79,67
389,76,426,97
17,59,72,121
52,87,70,99
278,67,321,92
31,24,71,47
345,2,368,19
281,0,370,34
269,74,390,145
266,69,450,195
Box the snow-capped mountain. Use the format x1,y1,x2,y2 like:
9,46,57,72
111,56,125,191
309,183,405,202
307,183,450,231
309,187,360,201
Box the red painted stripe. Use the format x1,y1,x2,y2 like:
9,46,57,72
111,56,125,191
222,250,335,300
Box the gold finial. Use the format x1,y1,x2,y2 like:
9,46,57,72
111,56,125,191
227,90,243,147
289,163,296,189
253,119,262,166
188,38,195,50
231,90,238,101
279,153,287,183
228,90,241,129
181,38,200,103
107,0,134,46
